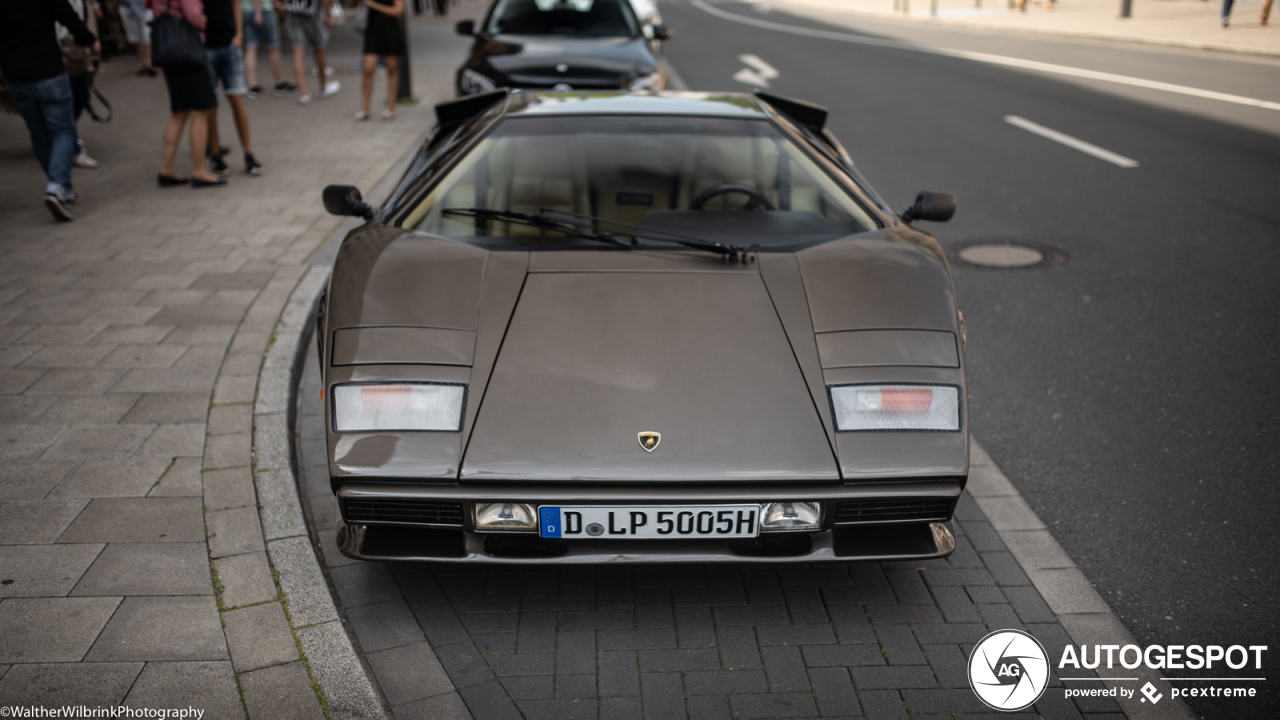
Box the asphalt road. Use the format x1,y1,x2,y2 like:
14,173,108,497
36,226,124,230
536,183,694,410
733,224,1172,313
658,1,1280,716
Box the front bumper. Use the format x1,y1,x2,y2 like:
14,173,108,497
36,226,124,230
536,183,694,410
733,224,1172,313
333,481,962,564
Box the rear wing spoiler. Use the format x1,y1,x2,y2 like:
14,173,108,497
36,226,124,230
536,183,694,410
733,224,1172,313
434,89,510,128
754,90,828,133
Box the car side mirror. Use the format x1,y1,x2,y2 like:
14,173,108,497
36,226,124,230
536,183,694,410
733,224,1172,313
323,185,375,220
455,19,475,36
652,24,673,40
901,191,956,223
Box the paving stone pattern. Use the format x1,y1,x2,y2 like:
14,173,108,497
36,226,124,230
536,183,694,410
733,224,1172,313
0,7,475,716
297,343,1126,720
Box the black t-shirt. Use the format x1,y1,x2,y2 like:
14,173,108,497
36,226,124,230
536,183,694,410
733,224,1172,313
204,0,237,48
0,0,96,82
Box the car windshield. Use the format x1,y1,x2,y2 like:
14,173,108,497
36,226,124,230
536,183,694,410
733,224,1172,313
402,115,879,248
488,0,638,37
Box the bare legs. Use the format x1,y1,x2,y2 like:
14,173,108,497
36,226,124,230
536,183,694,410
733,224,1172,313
293,46,309,96
137,43,153,71
360,54,376,116
160,111,216,182
207,96,253,156
384,56,399,115
245,44,286,88
294,46,329,97
361,55,399,117
268,48,286,84
246,43,261,88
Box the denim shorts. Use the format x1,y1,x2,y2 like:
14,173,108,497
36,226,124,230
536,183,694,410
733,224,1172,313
244,9,281,49
206,44,248,96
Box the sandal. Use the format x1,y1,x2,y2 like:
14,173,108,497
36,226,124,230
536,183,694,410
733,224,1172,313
157,174,189,187
380,110,395,122
354,111,370,122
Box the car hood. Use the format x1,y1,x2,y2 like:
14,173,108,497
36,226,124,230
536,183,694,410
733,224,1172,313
325,231,966,482
460,268,839,482
482,35,654,86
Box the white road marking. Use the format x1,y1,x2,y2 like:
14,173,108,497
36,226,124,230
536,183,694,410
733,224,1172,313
1005,115,1140,168
735,54,779,87
734,54,780,87
692,0,1280,113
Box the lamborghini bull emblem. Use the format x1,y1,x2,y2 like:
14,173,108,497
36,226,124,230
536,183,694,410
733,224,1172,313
638,432,661,452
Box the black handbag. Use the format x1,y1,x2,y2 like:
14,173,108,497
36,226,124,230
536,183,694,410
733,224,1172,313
150,13,207,68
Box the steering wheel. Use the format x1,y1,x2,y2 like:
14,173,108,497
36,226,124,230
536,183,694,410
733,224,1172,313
690,183,776,211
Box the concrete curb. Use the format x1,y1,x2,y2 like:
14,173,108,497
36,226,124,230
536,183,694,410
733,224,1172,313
968,439,1197,720
253,264,387,720
249,126,461,720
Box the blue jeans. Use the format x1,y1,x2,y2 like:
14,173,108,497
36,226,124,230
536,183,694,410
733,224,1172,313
206,44,247,96
7,73,78,197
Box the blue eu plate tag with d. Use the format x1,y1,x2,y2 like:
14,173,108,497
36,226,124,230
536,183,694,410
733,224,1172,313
539,507,561,538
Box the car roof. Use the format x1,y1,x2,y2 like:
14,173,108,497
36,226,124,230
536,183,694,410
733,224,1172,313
503,90,771,120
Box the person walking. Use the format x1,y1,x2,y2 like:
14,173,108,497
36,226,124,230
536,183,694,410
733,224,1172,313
153,0,225,187
278,0,338,104
0,0,99,221
241,0,295,96
202,0,263,176
117,0,158,76
356,0,404,122
1263,0,1273,25
57,0,101,169
1222,0,1235,26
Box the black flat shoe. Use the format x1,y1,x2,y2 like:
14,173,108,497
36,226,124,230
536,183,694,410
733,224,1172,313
157,174,189,187
191,177,228,188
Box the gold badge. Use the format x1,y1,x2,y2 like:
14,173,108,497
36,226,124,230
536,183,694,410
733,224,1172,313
638,432,661,452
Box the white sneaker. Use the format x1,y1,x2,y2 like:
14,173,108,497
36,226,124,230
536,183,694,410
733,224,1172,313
321,80,341,98
74,152,99,169
298,93,312,104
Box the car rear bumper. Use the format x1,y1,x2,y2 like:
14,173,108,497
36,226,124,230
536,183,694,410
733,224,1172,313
332,480,962,564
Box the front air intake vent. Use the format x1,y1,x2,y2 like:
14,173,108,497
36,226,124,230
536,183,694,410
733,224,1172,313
343,498,464,526
834,497,954,524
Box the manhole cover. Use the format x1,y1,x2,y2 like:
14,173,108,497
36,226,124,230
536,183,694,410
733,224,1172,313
947,241,1068,270
958,244,1043,268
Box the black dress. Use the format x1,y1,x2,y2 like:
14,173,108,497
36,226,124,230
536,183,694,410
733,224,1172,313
363,5,407,56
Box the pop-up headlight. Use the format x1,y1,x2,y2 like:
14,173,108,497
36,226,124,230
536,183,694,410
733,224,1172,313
332,383,465,432
830,385,959,431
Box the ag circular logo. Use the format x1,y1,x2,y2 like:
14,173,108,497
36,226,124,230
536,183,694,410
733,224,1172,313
968,629,1050,711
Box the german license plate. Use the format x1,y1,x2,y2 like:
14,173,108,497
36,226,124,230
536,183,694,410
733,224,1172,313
538,505,760,539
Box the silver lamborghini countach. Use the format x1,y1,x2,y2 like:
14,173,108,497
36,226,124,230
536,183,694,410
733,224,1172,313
319,89,966,564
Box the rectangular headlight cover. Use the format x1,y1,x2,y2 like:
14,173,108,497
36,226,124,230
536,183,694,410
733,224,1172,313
830,384,959,431
333,383,465,432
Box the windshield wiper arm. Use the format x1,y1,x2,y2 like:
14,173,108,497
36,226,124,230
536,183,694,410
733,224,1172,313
443,207,751,261
440,208,631,249
540,208,749,261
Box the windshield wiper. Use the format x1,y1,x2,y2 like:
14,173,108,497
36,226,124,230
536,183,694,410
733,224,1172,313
441,207,750,261
441,208,631,249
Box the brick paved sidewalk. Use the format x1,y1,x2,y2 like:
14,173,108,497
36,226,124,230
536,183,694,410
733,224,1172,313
0,6,478,717
760,0,1280,56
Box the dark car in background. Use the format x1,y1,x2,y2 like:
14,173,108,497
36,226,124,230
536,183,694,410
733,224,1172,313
320,89,963,564
454,0,671,96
